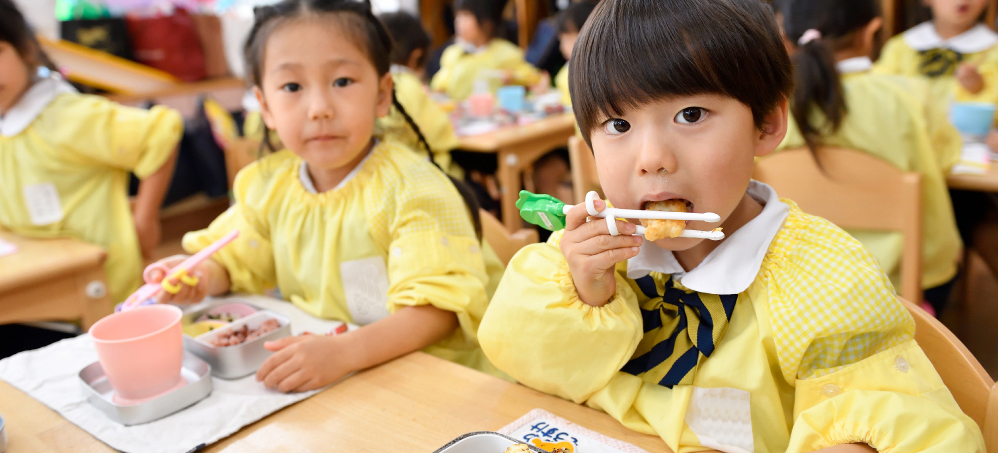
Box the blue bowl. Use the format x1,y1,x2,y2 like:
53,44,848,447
951,102,997,136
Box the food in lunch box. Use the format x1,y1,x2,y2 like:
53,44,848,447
641,199,691,240
503,445,532,453
209,318,281,347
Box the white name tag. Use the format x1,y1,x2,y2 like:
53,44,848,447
22,183,64,226
685,386,754,453
340,256,391,325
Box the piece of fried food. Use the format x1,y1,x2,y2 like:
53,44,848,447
504,444,532,453
641,199,689,240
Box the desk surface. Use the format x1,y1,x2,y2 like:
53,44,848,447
948,165,998,192
458,113,577,153
0,352,669,453
0,231,106,294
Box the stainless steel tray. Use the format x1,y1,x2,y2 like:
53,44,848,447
78,352,213,426
183,306,291,379
435,432,546,453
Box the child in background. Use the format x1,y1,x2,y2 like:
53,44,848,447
0,0,181,305
430,0,542,100
378,11,463,179
779,0,963,315
151,0,502,392
875,0,998,107
553,1,598,108
479,0,983,451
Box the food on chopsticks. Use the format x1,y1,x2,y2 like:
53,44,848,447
641,199,692,240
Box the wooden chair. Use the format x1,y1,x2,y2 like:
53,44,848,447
568,136,604,205
754,147,923,302
482,209,538,265
899,296,998,449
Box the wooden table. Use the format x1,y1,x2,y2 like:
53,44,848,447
0,231,112,330
459,113,577,232
0,351,669,452
948,165,998,192
104,77,248,119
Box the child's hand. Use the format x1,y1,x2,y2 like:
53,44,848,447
147,255,229,304
956,63,985,94
133,212,161,260
532,71,552,94
256,334,358,392
560,199,643,307
987,129,998,152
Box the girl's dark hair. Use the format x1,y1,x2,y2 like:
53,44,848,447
453,0,507,40
379,11,431,68
783,0,880,151
557,1,598,35
569,0,793,147
244,0,482,238
0,0,58,71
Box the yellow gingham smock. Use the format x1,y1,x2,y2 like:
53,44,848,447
479,183,983,452
183,140,504,375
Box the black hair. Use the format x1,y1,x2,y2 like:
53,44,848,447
244,0,482,238
569,0,793,147
0,0,58,71
453,0,507,40
379,11,431,68
556,1,598,35
783,0,880,151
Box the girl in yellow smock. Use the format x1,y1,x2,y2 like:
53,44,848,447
779,0,963,314
0,0,181,306
553,1,598,108
874,0,998,108
150,0,503,392
479,0,983,451
430,0,542,101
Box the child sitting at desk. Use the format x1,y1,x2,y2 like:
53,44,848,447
0,0,181,306
430,0,543,101
553,1,598,108
479,0,984,451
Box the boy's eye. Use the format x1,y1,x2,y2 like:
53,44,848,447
603,119,631,135
675,107,707,124
281,83,302,93
333,78,353,88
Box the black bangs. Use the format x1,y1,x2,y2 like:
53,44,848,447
569,0,793,144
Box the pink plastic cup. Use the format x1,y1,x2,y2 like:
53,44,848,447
89,305,184,402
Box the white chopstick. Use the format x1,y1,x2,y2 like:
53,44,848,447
562,205,721,223
633,225,725,241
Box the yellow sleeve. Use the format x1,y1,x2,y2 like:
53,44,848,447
555,65,571,107
767,213,983,451
394,72,460,153
478,241,644,403
381,168,490,351
49,94,182,178
503,47,542,87
872,36,907,76
181,161,277,294
430,44,462,94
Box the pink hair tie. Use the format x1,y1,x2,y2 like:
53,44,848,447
798,29,822,46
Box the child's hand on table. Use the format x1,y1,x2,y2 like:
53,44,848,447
256,334,358,392
560,199,643,307
147,255,231,304
956,63,985,94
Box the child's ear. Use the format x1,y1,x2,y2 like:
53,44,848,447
754,98,789,158
254,86,277,130
376,73,394,117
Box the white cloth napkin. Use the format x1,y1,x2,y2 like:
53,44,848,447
0,296,351,453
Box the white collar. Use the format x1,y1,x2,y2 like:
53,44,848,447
904,22,998,53
0,75,77,137
625,181,790,294
457,40,490,55
836,56,874,74
298,140,377,194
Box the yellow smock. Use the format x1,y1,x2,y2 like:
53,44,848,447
555,64,571,107
0,78,182,305
379,67,463,179
778,67,962,289
183,140,504,375
875,22,998,108
430,39,542,101
479,192,983,452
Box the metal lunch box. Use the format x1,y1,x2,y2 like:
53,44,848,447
182,306,291,379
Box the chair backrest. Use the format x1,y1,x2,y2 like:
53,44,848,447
223,137,260,190
568,136,604,205
481,209,539,265
754,147,923,302
899,297,997,449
